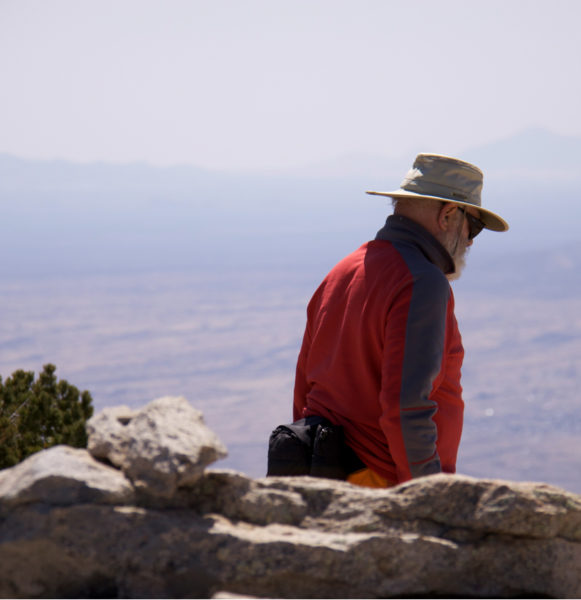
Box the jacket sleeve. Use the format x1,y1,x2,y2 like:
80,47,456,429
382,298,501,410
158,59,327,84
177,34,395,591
379,269,451,482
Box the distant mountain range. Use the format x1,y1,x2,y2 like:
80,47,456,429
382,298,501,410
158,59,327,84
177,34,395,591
2,127,580,184
270,128,581,180
1,128,579,277
461,128,581,177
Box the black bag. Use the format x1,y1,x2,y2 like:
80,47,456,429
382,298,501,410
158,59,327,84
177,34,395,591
310,422,349,480
267,415,364,480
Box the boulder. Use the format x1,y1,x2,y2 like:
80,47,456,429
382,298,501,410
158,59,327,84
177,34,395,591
0,445,134,508
86,396,228,498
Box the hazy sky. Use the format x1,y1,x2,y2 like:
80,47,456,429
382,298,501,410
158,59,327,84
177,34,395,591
1,0,580,170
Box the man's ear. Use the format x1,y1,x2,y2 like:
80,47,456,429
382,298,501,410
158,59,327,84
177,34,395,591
437,203,458,232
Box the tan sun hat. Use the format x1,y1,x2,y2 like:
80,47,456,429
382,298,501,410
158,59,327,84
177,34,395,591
366,153,509,232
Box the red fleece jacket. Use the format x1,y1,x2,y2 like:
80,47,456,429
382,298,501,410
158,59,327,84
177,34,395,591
293,216,464,484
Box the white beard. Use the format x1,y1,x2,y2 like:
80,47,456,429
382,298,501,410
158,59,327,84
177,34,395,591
447,245,469,281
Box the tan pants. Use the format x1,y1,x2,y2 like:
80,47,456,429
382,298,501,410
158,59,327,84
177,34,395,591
346,467,396,489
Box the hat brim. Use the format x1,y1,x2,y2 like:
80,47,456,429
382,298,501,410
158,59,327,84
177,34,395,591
366,189,509,232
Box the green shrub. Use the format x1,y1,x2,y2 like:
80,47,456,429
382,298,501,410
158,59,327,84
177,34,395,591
0,364,94,469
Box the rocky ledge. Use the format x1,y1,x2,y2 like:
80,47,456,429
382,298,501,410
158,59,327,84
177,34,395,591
1,396,580,599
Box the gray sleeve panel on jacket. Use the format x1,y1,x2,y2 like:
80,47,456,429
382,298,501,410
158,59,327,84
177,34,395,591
394,241,451,478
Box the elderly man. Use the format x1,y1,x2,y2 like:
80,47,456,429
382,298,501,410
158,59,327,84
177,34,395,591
292,153,509,488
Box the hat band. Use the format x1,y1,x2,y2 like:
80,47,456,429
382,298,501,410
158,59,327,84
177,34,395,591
401,177,481,207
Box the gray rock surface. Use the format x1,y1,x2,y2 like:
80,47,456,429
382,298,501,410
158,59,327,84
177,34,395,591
86,396,228,498
1,397,581,598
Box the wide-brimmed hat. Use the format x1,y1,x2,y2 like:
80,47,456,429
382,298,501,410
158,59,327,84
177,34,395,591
366,153,509,232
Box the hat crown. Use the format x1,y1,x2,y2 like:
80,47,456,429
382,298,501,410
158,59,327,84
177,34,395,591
401,153,483,207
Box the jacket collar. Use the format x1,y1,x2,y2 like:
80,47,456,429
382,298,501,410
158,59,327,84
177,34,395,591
375,214,455,275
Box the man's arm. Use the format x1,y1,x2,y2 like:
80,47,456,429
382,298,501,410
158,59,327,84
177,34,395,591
379,269,451,482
